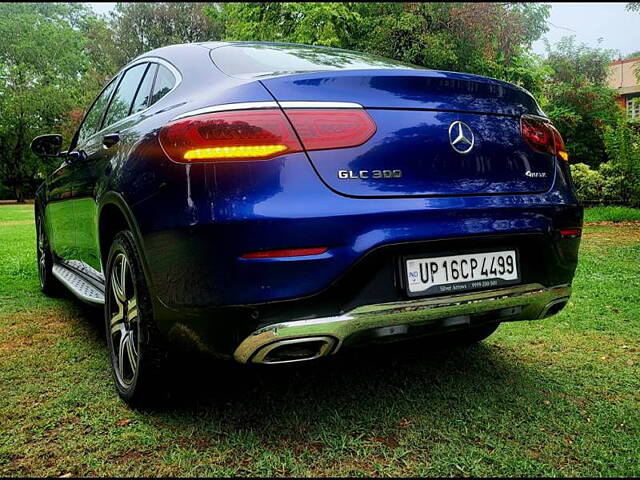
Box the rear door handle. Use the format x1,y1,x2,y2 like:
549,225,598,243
103,133,120,149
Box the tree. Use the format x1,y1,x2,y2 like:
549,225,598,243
109,3,225,67
209,2,363,48
541,37,623,168
210,2,551,96
0,3,97,202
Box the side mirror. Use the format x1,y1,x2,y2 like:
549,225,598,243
30,134,63,158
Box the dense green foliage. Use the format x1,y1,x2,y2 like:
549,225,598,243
109,3,224,67
569,117,640,206
541,37,623,168
0,4,97,202
211,2,551,95
0,2,638,204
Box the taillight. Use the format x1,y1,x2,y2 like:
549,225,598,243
159,110,303,163
159,108,376,163
283,109,376,151
520,115,568,162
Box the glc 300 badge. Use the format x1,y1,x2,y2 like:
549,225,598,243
338,169,403,179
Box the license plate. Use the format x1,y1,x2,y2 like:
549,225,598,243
405,250,519,296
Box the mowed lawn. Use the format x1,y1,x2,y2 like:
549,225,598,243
0,204,639,477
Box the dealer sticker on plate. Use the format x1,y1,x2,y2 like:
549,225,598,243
405,250,519,296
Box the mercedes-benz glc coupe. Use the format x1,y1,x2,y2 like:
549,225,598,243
31,42,582,406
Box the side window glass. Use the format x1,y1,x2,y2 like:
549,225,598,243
102,63,148,128
77,79,117,145
131,63,157,114
150,65,176,106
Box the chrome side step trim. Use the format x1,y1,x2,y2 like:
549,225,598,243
234,283,571,364
64,260,105,285
52,263,105,305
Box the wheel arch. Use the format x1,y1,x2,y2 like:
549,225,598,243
97,193,154,292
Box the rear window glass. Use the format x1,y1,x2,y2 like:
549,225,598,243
150,65,176,105
210,44,416,79
131,63,157,114
103,63,148,128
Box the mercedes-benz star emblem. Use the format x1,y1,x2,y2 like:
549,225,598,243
448,121,475,154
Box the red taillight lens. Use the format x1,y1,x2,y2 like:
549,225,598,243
284,109,376,151
159,110,303,163
159,108,377,164
520,115,569,162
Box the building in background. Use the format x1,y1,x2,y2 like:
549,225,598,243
609,57,640,121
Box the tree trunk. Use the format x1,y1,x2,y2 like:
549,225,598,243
14,185,25,204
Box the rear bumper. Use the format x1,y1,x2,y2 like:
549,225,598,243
234,283,571,364
124,151,582,356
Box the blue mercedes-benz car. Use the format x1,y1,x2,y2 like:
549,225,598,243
31,42,582,406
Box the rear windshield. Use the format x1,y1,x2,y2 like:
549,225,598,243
210,43,418,79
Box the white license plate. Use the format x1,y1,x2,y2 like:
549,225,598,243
405,250,519,296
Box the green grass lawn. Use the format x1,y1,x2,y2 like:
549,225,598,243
583,205,640,223
0,204,639,477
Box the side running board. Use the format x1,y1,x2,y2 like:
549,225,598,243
52,263,105,305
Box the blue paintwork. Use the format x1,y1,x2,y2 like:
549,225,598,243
259,69,543,115
300,110,554,198
35,42,582,354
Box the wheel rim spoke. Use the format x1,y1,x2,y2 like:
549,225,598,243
127,297,138,324
111,254,127,303
37,219,46,283
118,331,127,381
109,252,139,386
110,308,125,336
125,333,138,376
120,256,128,300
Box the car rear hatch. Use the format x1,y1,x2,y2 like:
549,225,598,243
261,69,556,197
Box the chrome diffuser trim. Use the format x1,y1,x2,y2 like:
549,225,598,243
234,283,571,364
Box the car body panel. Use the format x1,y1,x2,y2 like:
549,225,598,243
257,68,543,116
298,110,555,198
35,42,583,360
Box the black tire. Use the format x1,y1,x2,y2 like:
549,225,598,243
105,230,167,408
438,322,501,348
35,210,62,296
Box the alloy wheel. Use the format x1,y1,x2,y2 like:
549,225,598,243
109,252,140,387
36,216,47,288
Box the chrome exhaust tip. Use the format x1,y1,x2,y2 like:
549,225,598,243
251,336,336,364
539,297,569,318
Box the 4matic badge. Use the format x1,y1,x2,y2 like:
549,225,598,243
338,169,403,179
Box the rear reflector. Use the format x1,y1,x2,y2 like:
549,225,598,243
159,108,376,163
241,247,328,259
159,110,302,163
559,228,581,238
521,115,568,162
